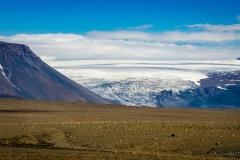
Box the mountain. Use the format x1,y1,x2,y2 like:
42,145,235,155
156,71,240,108
0,41,112,104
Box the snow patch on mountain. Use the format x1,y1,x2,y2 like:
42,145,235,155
0,63,21,90
217,86,228,90
0,64,8,79
225,84,236,86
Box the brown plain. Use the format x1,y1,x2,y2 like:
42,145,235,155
0,99,239,160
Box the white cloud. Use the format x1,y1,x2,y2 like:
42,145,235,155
186,23,240,32
87,29,240,42
127,24,155,30
40,55,57,61
237,15,240,21
0,33,239,61
0,23,240,61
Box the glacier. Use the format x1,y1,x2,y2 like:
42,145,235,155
47,60,240,107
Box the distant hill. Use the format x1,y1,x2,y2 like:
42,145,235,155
0,41,112,104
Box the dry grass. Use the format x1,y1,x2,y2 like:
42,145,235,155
0,98,239,159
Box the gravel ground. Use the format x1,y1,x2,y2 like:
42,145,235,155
0,99,239,160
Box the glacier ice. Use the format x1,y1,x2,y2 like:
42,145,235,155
48,60,240,107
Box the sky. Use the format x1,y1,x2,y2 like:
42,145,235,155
0,0,240,61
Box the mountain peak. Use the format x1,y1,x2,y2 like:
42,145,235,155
0,41,29,47
0,41,31,56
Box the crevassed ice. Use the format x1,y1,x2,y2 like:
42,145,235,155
48,60,240,107
57,68,197,107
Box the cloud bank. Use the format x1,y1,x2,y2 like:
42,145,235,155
237,15,240,21
87,30,240,42
0,23,239,61
185,23,240,32
126,24,155,30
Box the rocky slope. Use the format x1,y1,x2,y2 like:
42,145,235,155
0,41,112,104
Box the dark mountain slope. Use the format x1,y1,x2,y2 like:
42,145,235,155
0,41,112,104
156,71,240,108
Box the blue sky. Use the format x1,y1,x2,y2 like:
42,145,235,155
0,0,240,60
1,0,240,35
